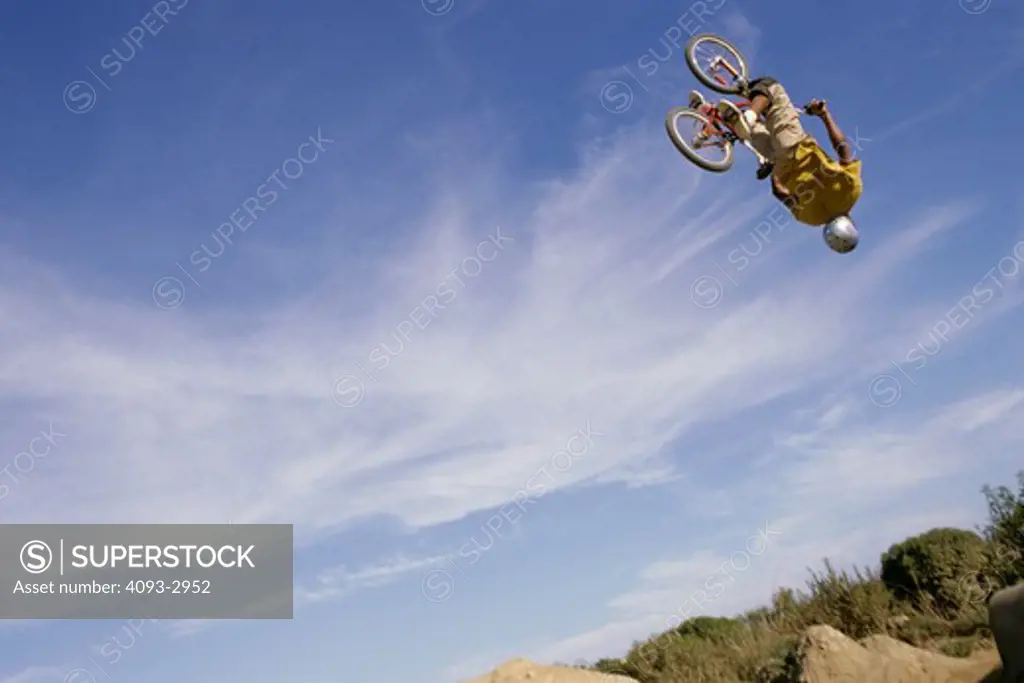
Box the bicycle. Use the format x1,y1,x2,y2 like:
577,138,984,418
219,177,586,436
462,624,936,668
665,33,811,176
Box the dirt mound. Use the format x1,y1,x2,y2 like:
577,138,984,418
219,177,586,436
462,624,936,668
790,625,1002,683
458,658,636,683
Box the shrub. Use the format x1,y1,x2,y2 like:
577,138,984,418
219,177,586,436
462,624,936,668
979,471,1024,587
880,527,987,617
672,616,747,643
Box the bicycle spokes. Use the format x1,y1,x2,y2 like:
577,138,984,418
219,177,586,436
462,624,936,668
690,125,728,161
693,41,743,87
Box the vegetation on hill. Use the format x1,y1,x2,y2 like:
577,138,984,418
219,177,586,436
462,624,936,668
574,472,1024,683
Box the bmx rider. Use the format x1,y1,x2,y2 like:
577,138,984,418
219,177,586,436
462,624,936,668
689,77,863,230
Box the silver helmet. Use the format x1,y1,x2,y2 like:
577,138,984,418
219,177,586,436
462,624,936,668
823,215,859,253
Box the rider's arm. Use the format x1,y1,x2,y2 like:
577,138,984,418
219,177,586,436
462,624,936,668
771,174,793,206
817,107,855,165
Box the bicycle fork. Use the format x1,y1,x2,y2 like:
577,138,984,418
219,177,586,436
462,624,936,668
709,56,748,91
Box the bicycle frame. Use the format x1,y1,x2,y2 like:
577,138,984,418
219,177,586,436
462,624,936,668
691,54,751,139
691,56,776,166
690,99,769,166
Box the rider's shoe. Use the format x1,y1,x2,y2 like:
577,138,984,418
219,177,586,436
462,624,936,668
717,100,755,140
756,162,774,180
688,90,707,109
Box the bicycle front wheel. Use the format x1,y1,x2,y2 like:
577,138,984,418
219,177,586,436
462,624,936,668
685,34,749,95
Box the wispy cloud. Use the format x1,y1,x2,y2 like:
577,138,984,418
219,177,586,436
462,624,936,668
296,554,448,605
162,553,450,639
165,619,213,638
0,108,990,543
0,666,69,683
781,387,1024,506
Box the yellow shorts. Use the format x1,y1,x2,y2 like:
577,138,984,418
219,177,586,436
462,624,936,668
778,138,863,226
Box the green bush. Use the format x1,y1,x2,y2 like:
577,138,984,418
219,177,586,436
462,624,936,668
590,657,631,677
880,527,987,617
672,616,747,643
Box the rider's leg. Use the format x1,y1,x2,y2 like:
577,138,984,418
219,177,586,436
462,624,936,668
747,93,771,119
717,99,762,140
757,82,809,176
719,94,774,178
749,120,773,159
749,120,775,180
742,94,771,138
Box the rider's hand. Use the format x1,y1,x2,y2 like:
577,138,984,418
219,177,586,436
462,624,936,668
804,99,827,117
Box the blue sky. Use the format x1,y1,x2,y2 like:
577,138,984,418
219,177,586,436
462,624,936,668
2,0,1024,681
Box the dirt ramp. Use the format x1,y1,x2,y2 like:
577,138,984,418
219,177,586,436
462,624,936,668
458,658,636,683
793,625,1002,683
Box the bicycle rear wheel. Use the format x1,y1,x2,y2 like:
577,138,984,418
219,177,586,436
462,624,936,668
685,34,749,95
